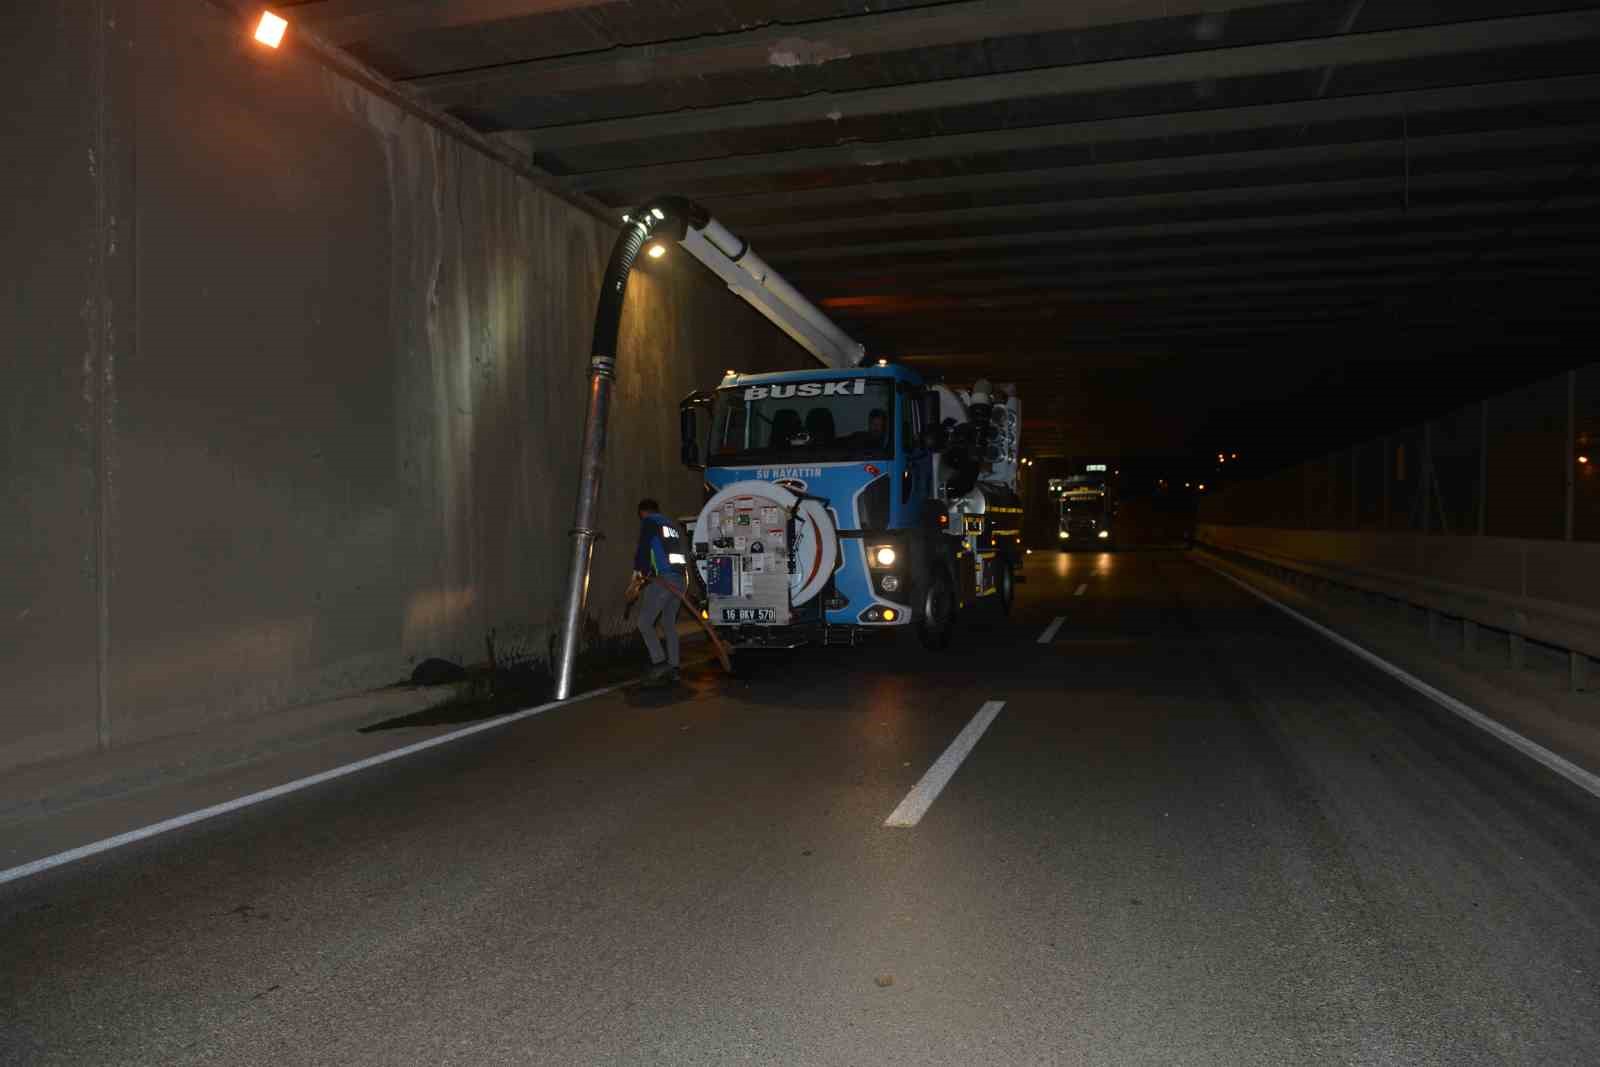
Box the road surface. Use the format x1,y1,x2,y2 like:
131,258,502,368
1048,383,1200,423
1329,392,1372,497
4,551,1598,1064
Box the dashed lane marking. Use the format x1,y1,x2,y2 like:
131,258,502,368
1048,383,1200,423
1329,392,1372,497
1074,583,1088,596
1037,617,1066,644
885,701,1007,828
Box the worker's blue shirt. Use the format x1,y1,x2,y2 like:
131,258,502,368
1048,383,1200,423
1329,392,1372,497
634,512,688,584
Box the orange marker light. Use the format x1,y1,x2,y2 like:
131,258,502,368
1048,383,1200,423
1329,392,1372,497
882,609,897,622
255,11,288,48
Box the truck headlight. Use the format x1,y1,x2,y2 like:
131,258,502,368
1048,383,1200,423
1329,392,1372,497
872,545,896,567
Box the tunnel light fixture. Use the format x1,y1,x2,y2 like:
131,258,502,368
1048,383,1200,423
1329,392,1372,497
254,10,288,48
1058,531,1069,540
647,243,666,259
1098,530,1109,540
1581,456,1591,465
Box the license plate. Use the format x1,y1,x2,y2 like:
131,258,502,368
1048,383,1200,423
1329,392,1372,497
963,516,985,533
721,607,775,623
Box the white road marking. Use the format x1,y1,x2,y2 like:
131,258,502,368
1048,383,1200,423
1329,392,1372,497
1074,583,1088,597
1201,560,1600,802
1037,616,1066,644
885,700,1006,828
0,681,632,887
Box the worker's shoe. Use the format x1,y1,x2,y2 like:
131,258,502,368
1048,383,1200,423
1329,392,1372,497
643,662,671,685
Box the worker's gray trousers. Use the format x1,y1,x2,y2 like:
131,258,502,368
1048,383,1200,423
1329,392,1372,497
637,581,681,667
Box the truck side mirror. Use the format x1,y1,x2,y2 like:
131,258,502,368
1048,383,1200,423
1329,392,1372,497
679,407,701,468
919,392,945,451
679,390,713,470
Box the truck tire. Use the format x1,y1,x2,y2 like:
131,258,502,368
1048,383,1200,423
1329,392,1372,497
992,555,1015,616
917,567,955,651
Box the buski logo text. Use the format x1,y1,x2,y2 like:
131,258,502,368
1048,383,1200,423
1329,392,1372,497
743,380,868,400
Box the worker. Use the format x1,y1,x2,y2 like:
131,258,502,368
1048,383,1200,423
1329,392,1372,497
867,408,888,445
633,497,689,684
851,407,890,451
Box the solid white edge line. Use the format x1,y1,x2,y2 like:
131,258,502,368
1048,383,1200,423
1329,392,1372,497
0,680,635,887
885,700,1006,828
1037,617,1066,644
1199,559,1600,801
1074,583,1088,596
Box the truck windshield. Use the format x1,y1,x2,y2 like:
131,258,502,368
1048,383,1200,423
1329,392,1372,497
708,378,894,465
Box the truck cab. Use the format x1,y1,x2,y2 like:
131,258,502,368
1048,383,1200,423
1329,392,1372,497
1057,468,1117,548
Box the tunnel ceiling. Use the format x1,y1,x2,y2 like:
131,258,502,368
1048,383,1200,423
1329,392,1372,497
284,0,1600,462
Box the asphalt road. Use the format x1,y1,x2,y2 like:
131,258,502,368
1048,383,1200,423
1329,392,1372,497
4,551,1599,1065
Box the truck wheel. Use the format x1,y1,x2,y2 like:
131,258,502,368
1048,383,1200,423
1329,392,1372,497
917,568,954,650
992,556,1015,616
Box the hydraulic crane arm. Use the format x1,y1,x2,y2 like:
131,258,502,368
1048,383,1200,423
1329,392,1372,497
676,214,865,370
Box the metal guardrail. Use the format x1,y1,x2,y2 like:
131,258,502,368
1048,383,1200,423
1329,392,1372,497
1195,524,1600,689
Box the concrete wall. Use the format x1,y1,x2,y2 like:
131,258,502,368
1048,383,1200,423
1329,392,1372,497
0,1,808,770
1196,523,1600,660
1203,362,1596,540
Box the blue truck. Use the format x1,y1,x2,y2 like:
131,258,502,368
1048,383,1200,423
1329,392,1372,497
679,365,1024,650
554,199,1027,694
